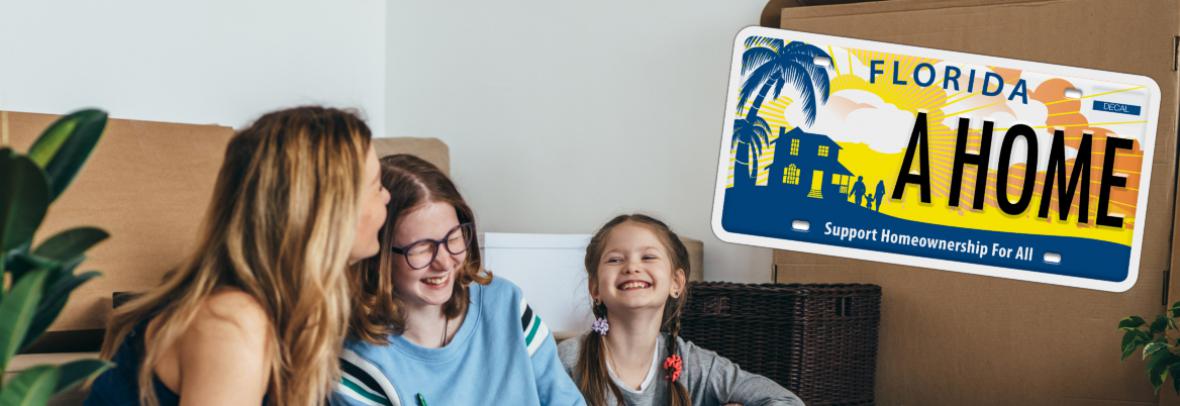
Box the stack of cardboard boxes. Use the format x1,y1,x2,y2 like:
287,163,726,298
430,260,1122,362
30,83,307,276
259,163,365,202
765,1,1179,404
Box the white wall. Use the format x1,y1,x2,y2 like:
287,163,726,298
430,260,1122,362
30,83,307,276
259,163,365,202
0,0,386,131
387,1,774,283
1,0,772,283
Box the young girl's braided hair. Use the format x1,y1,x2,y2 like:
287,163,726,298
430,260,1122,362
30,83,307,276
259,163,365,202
574,214,692,406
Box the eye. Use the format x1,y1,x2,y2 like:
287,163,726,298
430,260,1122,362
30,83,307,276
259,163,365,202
605,256,623,264
643,254,660,261
405,242,434,256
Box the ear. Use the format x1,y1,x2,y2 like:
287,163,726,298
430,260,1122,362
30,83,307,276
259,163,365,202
588,276,600,300
672,268,687,297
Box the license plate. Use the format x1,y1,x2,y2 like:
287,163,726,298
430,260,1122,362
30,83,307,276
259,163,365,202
711,27,1161,292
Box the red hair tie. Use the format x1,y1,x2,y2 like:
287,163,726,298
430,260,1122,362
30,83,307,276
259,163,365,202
663,354,683,382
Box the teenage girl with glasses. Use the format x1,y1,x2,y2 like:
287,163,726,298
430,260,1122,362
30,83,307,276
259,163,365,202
333,154,585,406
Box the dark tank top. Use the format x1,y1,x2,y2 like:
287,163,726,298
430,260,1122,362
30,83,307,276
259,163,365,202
84,320,180,406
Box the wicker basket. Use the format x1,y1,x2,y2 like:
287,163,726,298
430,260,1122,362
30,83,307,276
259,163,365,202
679,282,880,406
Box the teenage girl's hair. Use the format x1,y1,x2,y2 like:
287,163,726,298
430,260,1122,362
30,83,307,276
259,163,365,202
574,214,692,406
347,154,492,343
99,106,372,406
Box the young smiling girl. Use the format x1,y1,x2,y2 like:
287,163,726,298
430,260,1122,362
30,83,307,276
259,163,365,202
333,154,584,406
558,214,803,406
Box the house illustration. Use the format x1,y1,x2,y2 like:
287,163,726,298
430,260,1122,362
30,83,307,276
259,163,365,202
769,127,854,200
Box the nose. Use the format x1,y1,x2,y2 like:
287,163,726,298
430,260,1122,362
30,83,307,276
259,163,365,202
623,258,642,274
431,246,459,270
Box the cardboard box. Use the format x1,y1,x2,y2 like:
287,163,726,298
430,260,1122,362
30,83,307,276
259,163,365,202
6,111,236,336
374,137,450,175
767,1,1180,405
5,111,452,348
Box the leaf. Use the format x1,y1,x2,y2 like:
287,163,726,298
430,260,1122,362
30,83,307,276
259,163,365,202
21,270,101,350
0,365,58,405
1120,316,1147,330
26,109,107,202
5,251,60,283
54,358,112,393
1148,350,1179,393
1171,302,1180,318
1144,341,1170,360
0,150,50,254
1151,315,1169,336
0,268,49,377
743,36,783,52
1124,330,1151,360
32,227,107,262
1171,363,1180,395
26,118,75,168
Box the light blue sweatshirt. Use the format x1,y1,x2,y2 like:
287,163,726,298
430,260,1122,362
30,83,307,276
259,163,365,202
333,276,586,406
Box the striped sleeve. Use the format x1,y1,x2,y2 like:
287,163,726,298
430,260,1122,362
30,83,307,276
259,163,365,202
336,349,401,406
519,297,551,357
516,293,586,404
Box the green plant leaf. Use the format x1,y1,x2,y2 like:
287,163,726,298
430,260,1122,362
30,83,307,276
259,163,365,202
54,358,112,393
26,109,107,202
21,270,101,350
0,268,49,378
1124,330,1151,360
1151,315,1169,336
32,227,107,262
1148,350,1179,393
1120,316,1147,330
1144,341,1170,360
0,150,50,255
5,251,59,283
8,250,83,296
26,117,75,168
0,365,58,405
1170,363,1180,395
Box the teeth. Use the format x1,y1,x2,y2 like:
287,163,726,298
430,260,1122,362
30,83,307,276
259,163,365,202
423,276,446,286
619,281,650,290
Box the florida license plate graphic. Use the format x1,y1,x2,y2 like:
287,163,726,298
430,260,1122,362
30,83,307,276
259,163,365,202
711,27,1161,292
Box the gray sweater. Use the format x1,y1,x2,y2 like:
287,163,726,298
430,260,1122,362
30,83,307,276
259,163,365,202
557,333,804,406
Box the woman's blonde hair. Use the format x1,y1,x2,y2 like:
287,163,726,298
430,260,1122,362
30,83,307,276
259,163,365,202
99,106,372,406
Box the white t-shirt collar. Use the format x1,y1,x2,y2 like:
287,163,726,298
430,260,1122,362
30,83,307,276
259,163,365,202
605,338,661,394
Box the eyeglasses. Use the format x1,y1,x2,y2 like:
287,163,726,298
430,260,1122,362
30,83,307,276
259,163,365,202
389,223,474,270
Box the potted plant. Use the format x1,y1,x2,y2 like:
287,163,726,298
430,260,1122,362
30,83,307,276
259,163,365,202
1119,301,1180,394
0,109,113,404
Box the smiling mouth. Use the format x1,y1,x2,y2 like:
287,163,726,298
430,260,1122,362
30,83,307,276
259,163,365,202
617,281,652,291
423,274,449,287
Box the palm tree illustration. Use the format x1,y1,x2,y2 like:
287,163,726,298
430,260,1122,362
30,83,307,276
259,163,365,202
731,115,771,187
732,37,831,185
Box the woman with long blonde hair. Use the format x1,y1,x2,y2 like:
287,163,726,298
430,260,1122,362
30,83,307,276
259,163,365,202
85,106,391,406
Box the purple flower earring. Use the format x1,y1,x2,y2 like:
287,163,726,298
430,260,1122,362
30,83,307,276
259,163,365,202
591,299,609,335
591,317,610,335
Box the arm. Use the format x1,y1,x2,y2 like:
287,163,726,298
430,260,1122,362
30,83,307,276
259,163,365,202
176,290,271,406
688,341,803,406
333,349,399,406
522,304,586,406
